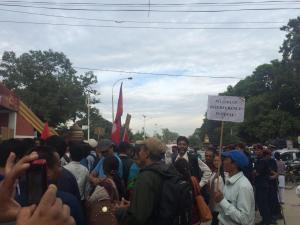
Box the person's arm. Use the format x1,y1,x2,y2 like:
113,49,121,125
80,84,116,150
89,162,103,185
17,185,75,225
0,152,38,223
216,185,254,225
197,159,212,188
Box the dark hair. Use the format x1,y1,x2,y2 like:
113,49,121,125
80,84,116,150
118,142,132,154
103,156,124,199
176,136,189,145
274,152,281,160
45,135,67,158
205,148,216,156
30,146,58,169
174,158,191,183
69,142,90,162
0,139,32,167
236,143,245,150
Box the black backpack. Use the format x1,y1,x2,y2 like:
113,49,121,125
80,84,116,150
146,165,193,225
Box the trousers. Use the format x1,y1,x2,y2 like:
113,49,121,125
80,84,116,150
256,186,271,224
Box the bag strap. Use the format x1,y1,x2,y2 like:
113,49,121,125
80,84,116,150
191,176,201,197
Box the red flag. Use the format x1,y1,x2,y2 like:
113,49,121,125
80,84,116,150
40,121,50,140
111,83,123,144
123,128,129,142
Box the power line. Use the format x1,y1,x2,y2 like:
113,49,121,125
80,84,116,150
0,19,280,29
1,3,300,12
2,0,300,6
74,66,242,79
0,8,287,25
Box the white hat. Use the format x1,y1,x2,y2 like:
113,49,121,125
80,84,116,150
84,139,98,148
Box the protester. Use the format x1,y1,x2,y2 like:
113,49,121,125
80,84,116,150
173,136,211,204
236,143,254,184
86,156,121,225
82,139,99,172
174,136,211,187
254,144,273,225
90,139,123,184
28,146,85,225
0,152,38,222
174,158,198,225
214,150,255,225
45,136,81,201
274,152,286,204
16,185,75,225
126,143,141,200
205,149,215,171
64,142,90,201
209,155,226,225
116,138,193,225
118,142,134,188
265,149,282,220
0,151,75,225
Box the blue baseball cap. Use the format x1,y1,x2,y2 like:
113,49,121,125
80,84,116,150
222,150,249,169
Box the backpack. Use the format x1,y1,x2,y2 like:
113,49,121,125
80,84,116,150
146,165,193,225
119,155,134,187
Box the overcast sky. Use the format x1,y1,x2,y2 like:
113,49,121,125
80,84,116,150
0,0,299,137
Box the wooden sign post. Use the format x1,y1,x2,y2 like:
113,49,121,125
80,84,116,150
207,95,245,188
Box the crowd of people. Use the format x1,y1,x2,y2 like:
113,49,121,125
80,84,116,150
0,135,289,225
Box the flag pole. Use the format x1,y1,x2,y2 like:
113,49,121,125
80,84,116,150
217,121,224,189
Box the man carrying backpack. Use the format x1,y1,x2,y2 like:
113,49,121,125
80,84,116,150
116,138,193,225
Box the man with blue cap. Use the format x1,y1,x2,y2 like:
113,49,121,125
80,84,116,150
214,150,255,225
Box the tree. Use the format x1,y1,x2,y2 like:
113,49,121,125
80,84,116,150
77,107,112,140
0,50,99,126
197,17,300,146
161,128,179,144
131,131,145,142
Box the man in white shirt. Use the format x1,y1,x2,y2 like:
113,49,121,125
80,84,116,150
64,143,90,200
173,136,211,188
214,150,255,225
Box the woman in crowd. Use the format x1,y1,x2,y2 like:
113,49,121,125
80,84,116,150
174,158,200,225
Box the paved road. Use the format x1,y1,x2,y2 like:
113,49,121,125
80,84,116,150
203,185,300,225
277,186,300,225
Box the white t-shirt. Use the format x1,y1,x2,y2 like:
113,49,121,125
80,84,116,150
64,161,90,200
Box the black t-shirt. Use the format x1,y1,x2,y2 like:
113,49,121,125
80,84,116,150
254,158,270,188
267,158,278,187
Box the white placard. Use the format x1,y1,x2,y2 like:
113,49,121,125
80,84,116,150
207,95,245,123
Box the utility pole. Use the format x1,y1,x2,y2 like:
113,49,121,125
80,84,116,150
143,115,146,140
87,94,90,140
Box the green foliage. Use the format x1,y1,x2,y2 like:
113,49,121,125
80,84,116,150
0,50,99,126
131,130,145,142
188,129,201,149
198,17,300,145
77,107,112,140
161,128,179,144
